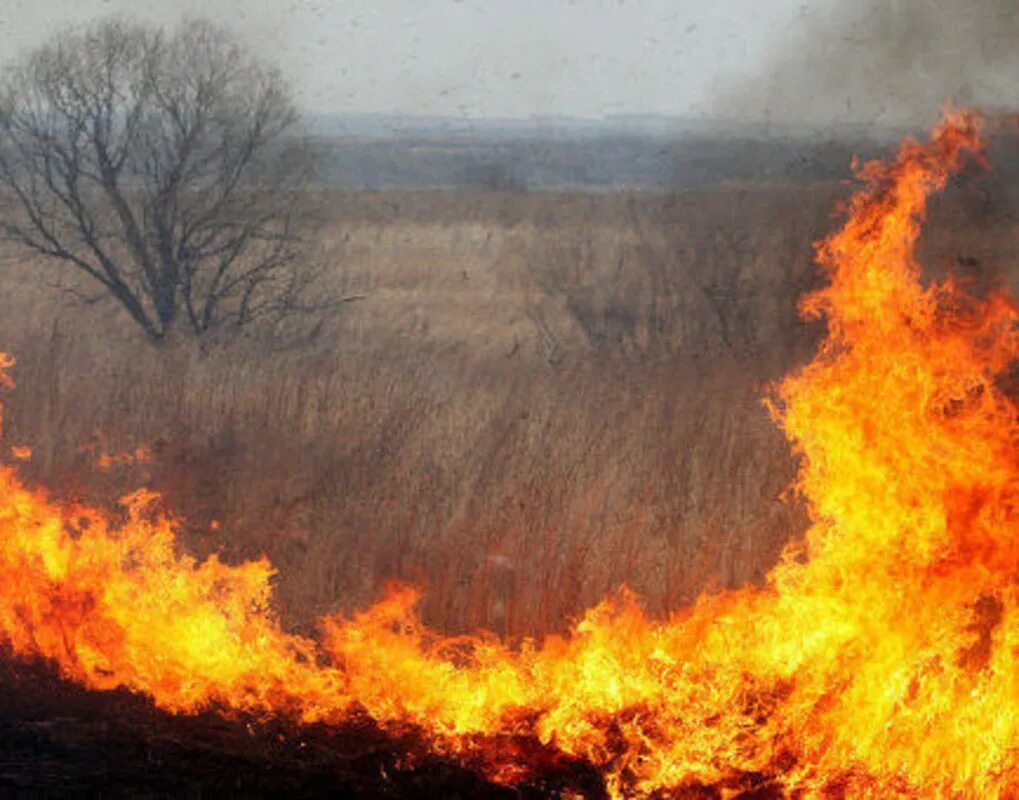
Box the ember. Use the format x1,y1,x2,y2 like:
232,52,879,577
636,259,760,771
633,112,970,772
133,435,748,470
2,109,1017,797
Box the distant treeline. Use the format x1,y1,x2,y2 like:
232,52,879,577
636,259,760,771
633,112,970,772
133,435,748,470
296,114,1019,192
302,133,894,192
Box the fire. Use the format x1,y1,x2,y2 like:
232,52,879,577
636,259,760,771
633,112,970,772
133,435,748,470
1,109,1017,797
96,445,152,470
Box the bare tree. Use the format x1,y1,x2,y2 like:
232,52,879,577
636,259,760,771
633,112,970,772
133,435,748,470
0,17,335,343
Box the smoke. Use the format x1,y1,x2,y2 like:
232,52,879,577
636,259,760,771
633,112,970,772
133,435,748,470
721,0,1019,129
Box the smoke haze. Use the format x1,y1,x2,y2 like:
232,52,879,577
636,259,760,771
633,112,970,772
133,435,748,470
724,0,1019,128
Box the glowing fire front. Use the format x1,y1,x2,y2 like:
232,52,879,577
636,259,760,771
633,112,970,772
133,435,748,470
1,110,1018,797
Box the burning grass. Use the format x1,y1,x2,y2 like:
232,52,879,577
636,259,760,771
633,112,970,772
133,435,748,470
0,270,808,637
0,110,1018,797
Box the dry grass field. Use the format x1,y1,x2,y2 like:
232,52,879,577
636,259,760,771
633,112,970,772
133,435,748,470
0,179,1013,637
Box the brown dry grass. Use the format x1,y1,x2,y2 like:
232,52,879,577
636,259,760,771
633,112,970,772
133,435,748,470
0,182,1010,636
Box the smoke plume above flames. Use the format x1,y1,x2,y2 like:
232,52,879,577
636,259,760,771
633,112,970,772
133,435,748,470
721,0,1019,128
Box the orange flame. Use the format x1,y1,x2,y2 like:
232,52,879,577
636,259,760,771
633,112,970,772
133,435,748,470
1,109,1017,796
97,445,152,471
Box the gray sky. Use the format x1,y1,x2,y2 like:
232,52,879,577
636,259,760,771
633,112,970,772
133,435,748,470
0,0,811,119
1,0,1016,126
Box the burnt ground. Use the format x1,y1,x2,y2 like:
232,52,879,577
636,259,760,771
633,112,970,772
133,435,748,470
0,654,610,799
0,654,798,799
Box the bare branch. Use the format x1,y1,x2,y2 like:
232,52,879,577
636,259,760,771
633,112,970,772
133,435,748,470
0,16,333,344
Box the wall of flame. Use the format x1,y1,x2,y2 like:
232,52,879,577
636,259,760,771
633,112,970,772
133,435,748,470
1,110,1017,798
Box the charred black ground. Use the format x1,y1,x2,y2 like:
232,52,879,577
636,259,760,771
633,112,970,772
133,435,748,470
0,652,606,798
0,652,801,799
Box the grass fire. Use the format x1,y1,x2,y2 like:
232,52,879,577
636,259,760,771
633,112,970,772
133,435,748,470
2,107,1018,798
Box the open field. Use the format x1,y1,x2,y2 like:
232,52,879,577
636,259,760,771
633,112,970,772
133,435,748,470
0,179,1014,637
